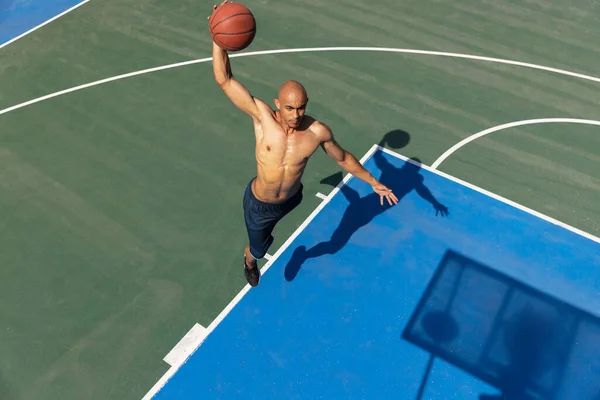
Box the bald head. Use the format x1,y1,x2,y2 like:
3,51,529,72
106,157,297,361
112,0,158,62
278,80,308,103
274,80,309,129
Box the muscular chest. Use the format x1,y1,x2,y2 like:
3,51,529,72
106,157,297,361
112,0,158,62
257,126,317,166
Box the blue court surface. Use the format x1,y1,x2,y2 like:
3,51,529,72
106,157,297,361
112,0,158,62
0,0,83,46
152,146,600,399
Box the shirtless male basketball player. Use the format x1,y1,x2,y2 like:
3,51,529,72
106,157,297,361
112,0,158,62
210,6,398,287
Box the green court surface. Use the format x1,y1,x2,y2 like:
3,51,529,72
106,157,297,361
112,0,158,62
1,0,600,399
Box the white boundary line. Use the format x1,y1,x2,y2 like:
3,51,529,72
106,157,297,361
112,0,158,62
142,145,380,399
0,0,91,50
431,118,600,170
378,146,600,245
3,46,600,118
315,192,327,200
162,323,207,368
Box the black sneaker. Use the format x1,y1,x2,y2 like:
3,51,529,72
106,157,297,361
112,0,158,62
244,256,260,287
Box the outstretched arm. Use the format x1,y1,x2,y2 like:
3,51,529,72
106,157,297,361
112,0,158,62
317,123,398,206
212,41,261,120
416,182,450,216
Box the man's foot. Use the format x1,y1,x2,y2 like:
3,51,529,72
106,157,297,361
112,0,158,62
244,256,260,287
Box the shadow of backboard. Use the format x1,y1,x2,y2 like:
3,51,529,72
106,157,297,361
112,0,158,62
402,250,600,400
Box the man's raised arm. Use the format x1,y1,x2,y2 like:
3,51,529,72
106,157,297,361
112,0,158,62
212,42,261,120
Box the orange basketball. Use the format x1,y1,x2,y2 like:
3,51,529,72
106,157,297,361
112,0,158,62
209,2,256,52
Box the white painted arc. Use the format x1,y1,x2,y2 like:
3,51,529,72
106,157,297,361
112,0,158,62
3,46,600,118
430,118,600,170
0,56,210,117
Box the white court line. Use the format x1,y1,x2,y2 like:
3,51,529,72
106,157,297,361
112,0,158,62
316,192,327,200
0,0,91,51
162,323,207,368
3,46,600,118
142,145,380,399
379,146,600,245
431,118,600,170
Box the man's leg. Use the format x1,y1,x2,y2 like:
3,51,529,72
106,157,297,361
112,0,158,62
241,180,303,287
242,179,275,286
243,239,268,287
244,244,260,286
244,245,257,268
243,223,276,287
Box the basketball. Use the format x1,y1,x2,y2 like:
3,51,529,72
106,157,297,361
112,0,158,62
209,2,256,52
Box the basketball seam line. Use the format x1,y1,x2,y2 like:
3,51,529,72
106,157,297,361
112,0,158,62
213,35,229,50
208,5,227,26
210,12,254,32
214,29,256,36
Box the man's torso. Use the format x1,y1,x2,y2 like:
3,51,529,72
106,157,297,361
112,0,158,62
251,101,324,204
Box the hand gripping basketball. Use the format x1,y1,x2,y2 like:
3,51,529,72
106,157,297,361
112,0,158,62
208,0,256,51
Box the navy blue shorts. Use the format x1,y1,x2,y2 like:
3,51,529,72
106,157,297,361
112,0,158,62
243,178,303,260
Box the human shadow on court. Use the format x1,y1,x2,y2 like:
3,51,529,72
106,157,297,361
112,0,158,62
284,130,449,282
403,250,600,400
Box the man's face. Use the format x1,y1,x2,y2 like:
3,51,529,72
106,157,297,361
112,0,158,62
275,81,308,128
280,99,307,128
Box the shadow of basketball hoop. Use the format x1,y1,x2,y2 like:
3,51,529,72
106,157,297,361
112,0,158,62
402,250,600,400
415,310,460,400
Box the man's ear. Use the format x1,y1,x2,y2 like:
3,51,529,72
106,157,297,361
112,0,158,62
273,98,280,109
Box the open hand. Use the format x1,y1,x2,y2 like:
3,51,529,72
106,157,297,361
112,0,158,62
434,202,449,217
372,182,398,206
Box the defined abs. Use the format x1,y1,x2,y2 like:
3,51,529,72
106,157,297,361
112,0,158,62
254,166,302,203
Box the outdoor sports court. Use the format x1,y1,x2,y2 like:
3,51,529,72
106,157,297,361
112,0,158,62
2,1,600,399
